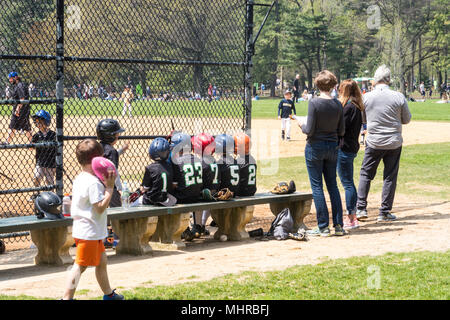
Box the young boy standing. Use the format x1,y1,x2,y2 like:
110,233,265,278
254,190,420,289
96,119,129,208
278,90,296,141
30,110,56,199
63,139,124,300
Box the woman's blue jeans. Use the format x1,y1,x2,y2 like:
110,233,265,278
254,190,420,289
337,150,357,215
305,141,343,230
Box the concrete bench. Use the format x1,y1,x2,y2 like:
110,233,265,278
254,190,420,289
0,192,312,266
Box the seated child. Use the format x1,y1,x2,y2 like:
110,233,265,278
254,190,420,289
234,133,257,196
140,137,175,205
214,134,240,196
170,132,203,204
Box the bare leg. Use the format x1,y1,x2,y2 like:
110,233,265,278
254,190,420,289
25,130,32,143
6,129,15,144
63,263,87,300
95,252,113,295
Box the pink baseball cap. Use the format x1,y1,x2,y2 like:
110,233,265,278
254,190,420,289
91,156,117,182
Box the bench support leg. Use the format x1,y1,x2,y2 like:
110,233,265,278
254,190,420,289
31,226,73,266
211,206,254,241
269,200,312,231
151,213,190,249
111,217,158,255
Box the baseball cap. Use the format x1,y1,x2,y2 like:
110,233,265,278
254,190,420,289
8,72,18,78
157,193,177,207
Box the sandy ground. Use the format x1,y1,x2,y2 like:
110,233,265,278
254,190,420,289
251,120,450,161
0,119,449,299
0,196,449,299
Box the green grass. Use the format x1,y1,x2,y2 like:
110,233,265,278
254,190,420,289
0,98,245,118
1,251,447,300
124,250,449,300
252,98,450,121
257,142,450,200
2,97,448,121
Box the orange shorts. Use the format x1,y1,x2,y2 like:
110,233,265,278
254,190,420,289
74,239,105,267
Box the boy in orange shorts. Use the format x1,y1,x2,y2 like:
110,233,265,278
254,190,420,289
62,139,124,300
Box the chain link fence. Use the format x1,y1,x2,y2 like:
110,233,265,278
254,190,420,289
0,0,252,247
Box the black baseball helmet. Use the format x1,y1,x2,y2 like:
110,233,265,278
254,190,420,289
34,191,64,220
96,119,125,143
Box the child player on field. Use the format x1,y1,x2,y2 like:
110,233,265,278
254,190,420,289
278,90,296,141
62,139,124,300
30,110,56,200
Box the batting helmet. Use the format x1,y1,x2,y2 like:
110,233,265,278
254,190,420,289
191,133,215,155
34,191,64,220
32,110,51,126
234,132,251,155
8,71,18,78
149,137,171,161
170,132,191,149
96,119,125,143
214,134,235,156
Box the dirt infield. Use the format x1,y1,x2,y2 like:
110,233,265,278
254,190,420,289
251,119,450,160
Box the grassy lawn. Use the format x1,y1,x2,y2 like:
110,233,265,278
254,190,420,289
3,97,447,121
252,98,450,121
257,142,450,200
1,251,448,300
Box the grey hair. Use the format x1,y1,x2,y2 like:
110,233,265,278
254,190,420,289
374,65,391,84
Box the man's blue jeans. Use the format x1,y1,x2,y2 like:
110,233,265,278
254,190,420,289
337,150,357,215
305,141,343,230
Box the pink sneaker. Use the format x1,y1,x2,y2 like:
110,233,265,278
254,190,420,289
343,215,353,230
351,214,360,229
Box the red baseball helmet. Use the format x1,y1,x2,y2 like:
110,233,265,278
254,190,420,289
191,133,215,156
234,132,251,155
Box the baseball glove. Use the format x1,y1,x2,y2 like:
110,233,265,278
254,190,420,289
213,188,234,201
270,180,296,195
288,228,308,241
128,189,142,204
0,240,5,254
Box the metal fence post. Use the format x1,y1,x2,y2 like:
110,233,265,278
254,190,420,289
244,0,254,135
55,0,64,199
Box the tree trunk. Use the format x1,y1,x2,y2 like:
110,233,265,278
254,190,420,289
270,0,280,97
418,36,422,82
193,65,204,96
411,40,416,90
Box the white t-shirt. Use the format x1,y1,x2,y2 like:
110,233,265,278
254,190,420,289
71,171,108,240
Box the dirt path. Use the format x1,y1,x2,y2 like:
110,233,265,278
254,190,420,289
0,196,449,299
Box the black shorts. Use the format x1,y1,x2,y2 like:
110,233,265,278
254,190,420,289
9,113,31,131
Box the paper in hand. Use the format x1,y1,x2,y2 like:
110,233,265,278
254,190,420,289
292,115,308,126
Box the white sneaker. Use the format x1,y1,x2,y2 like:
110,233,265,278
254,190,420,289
356,209,368,220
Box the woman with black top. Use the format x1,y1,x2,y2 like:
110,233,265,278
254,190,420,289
337,80,365,230
299,70,345,237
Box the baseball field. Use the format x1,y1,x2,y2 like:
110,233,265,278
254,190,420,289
0,98,449,300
